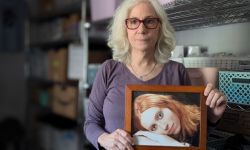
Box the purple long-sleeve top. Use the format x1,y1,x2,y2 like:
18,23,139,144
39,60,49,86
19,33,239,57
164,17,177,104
84,59,191,149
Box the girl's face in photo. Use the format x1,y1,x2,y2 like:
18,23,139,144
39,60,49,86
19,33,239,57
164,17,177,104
140,107,181,135
126,2,160,52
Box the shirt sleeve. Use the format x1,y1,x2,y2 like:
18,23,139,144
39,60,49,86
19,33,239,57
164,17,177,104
84,61,109,149
179,63,191,85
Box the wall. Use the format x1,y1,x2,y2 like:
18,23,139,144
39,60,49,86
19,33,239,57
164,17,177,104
0,0,25,53
0,53,27,124
175,22,250,55
0,0,26,124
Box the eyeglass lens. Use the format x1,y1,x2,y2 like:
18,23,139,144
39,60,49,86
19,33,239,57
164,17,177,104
126,18,159,29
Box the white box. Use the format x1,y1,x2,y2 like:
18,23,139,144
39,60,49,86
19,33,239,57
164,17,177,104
67,44,84,80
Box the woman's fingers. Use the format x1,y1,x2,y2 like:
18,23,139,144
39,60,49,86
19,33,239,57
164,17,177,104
216,95,227,107
117,129,134,150
204,83,214,96
118,137,133,150
204,83,227,123
115,139,126,150
98,129,134,150
205,83,226,107
206,88,226,108
206,89,220,108
206,88,215,106
110,129,134,150
117,129,134,144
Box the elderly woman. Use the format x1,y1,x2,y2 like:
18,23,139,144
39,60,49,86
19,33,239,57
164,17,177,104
84,0,227,150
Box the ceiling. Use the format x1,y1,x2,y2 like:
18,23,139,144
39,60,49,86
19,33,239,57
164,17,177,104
165,0,250,31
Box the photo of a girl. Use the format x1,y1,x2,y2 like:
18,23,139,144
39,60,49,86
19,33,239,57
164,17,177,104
133,93,200,147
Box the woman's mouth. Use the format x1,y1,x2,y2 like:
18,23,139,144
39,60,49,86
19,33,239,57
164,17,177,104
136,38,148,41
168,124,175,135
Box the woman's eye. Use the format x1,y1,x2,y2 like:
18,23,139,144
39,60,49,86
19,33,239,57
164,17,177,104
151,124,157,131
145,19,153,24
145,18,156,24
129,19,138,24
156,111,163,120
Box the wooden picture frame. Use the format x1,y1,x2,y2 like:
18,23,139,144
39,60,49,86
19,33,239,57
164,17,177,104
125,85,207,150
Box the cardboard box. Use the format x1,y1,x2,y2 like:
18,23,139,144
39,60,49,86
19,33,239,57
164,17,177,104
48,48,67,82
63,14,80,38
51,85,78,119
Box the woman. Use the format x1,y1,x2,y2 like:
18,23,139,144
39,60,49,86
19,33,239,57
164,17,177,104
133,94,200,146
84,0,227,150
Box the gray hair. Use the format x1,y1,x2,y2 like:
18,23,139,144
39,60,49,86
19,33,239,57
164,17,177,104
107,0,176,64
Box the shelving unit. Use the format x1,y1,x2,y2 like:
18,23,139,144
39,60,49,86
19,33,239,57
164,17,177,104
164,0,250,31
83,1,250,149
29,1,81,22
25,0,85,150
89,0,250,38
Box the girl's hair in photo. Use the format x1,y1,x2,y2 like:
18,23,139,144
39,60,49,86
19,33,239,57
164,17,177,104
107,0,176,64
134,94,200,142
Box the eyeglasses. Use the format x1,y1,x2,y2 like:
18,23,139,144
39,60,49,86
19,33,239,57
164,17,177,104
125,18,160,30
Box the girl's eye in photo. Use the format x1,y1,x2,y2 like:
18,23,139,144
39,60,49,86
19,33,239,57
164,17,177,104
156,111,163,120
151,124,157,131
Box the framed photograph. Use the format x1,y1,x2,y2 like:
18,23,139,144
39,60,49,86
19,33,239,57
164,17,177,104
125,85,207,150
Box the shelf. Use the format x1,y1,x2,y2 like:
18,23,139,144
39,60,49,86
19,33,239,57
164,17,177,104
89,0,250,33
30,2,82,22
25,1,83,149
37,113,78,130
30,36,80,49
164,0,250,31
28,77,78,87
28,103,78,129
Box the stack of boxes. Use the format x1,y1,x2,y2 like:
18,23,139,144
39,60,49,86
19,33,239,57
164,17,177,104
30,14,80,45
30,46,79,120
48,48,68,82
37,0,81,15
51,85,78,120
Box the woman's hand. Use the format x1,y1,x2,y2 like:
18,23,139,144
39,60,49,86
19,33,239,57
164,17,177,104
98,129,134,150
204,83,227,123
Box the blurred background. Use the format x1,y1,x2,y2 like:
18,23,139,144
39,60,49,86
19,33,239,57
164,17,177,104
0,0,249,150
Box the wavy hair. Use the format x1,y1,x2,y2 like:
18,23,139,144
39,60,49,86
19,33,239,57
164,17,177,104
107,0,176,64
134,94,200,142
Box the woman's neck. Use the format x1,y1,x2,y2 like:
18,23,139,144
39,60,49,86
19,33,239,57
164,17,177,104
127,49,160,81
130,49,155,66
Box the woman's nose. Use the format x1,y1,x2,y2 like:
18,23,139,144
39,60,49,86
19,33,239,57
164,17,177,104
158,121,169,131
137,22,147,32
